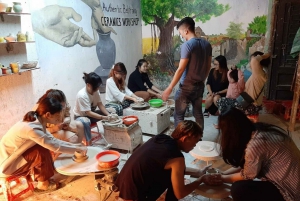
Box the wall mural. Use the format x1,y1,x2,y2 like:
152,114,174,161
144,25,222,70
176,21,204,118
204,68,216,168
141,0,269,91
32,0,140,92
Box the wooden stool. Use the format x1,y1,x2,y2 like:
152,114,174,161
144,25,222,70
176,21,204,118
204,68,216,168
0,175,34,201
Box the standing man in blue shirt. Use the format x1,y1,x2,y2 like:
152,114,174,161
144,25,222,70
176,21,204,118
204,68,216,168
162,17,212,130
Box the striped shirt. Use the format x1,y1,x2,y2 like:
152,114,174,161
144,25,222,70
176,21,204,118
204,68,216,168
241,131,300,201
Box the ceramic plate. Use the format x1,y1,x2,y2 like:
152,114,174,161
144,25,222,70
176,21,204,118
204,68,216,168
199,144,214,152
130,102,150,109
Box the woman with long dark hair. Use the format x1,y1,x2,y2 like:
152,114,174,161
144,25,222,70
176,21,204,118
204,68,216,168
203,55,229,117
0,97,87,193
215,107,300,201
105,62,143,116
128,59,163,102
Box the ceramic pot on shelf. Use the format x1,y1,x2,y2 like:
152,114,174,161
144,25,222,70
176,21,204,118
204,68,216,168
25,31,34,41
10,62,19,73
17,31,26,42
12,2,22,13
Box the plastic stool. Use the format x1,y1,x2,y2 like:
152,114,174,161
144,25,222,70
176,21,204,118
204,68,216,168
0,175,34,201
88,123,112,149
247,114,259,123
281,100,300,120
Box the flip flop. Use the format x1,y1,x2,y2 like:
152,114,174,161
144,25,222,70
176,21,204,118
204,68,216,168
203,112,209,118
34,180,61,194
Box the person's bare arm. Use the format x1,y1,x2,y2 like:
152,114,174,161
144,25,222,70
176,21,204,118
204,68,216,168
221,172,244,183
97,102,109,116
85,110,108,120
222,167,242,175
165,157,203,199
147,88,160,97
151,86,162,94
162,59,189,101
185,166,211,177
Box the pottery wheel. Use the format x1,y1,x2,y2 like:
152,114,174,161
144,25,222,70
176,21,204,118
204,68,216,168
199,144,214,152
72,155,89,163
130,102,150,109
54,146,105,175
104,118,123,126
97,161,120,171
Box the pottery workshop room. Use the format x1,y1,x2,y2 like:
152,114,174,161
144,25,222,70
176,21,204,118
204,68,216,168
0,0,300,200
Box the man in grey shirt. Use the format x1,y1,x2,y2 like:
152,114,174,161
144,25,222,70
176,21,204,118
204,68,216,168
162,17,212,130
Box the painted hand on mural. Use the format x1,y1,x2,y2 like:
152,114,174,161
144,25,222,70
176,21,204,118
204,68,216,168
32,5,96,47
81,0,117,41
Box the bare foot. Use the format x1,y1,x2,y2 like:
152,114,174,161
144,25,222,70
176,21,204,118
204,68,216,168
37,180,49,190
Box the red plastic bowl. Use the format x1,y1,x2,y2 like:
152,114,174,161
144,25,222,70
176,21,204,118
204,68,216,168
96,150,120,168
122,115,138,126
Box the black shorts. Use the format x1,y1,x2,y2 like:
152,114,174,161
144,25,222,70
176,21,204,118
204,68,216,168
207,104,218,115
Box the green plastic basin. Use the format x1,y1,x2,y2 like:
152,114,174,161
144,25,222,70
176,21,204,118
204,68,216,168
148,99,163,108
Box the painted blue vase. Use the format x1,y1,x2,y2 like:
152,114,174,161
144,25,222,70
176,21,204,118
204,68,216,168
94,29,116,93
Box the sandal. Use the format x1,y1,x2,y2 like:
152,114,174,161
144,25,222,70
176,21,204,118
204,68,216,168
203,112,209,118
34,180,61,194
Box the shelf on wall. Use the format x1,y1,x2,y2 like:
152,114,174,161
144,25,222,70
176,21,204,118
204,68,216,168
0,67,40,77
0,41,35,44
0,12,31,15
0,12,31,22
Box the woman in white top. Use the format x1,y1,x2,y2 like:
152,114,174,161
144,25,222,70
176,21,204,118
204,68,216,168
74,72,117,145
0,97,87,193
105,62,142,116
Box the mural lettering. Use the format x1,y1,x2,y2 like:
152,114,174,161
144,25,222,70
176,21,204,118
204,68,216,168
102,3,138,16
100,17,139,26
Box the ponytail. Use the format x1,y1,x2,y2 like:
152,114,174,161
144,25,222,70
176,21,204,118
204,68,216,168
82,72,102,90
24,97,62,122
23,111,37,122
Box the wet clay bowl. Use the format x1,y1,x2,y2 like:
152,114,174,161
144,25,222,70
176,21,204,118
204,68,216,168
206,168,219,175
96,150,120,168
149,99,163,108
72,151,89,163
122,115,138,126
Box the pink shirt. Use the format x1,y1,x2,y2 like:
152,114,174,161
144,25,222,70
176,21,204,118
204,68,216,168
226,69,245,99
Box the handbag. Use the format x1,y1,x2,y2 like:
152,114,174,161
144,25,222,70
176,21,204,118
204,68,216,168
236,92,254,109
236,87,264,109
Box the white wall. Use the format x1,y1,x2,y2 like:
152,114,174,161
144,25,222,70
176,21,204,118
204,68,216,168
0,0,142,137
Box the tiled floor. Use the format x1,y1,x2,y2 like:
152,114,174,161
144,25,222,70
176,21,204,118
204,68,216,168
2,112,300,201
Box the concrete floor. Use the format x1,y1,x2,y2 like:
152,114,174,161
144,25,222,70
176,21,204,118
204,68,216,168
3,112,300,201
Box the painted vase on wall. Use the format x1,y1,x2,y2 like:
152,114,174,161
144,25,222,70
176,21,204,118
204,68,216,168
13,2,22,13
94,29,116,93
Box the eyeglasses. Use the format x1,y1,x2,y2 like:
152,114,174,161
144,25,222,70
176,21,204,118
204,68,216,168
213,63,219,66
